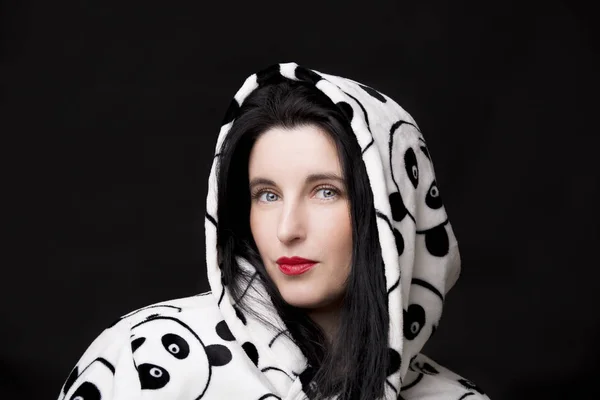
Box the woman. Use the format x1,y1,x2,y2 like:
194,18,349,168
57,62,490,400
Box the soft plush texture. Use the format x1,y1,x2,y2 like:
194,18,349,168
57,62,490,400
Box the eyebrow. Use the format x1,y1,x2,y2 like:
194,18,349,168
249,173,345,190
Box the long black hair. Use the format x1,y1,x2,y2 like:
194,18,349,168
216,78,389,400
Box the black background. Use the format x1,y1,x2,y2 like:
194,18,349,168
3,0,599,398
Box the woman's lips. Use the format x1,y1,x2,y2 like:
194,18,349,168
277,262,317,276
276,256,318,276
276,256,317,264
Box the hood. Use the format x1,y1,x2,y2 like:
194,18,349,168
204,62,461,398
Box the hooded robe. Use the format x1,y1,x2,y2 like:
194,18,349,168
57,62,490,400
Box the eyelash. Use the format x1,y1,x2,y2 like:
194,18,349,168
251,185,340,202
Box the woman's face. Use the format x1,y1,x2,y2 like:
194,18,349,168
249,124,352,312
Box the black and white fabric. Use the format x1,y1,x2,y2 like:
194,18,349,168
58,62,490,400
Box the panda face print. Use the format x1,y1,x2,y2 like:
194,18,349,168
62,358,115,400
388,123,447,230
130,316,232,400
403,282,444,349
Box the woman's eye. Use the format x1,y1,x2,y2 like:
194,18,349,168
316,188,338,199
259,191,279,202
255,188,338,202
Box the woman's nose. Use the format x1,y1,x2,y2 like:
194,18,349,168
277,202,306,244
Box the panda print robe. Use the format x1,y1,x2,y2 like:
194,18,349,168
57,62,491,400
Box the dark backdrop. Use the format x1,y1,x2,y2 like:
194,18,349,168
3,0,598,398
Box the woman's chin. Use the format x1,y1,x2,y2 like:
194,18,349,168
279,286,324,309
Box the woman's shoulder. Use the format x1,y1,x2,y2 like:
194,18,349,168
58,291,235,400
107,291,220,330
79,291,226,359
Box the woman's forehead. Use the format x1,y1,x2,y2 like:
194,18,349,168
248,125,343,179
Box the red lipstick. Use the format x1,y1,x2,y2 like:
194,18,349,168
276,256,317,276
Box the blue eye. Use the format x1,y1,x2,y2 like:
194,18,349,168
253,187,339,203
258,191,279,202
316,187,338,199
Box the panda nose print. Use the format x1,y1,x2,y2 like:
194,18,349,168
161,333,190,359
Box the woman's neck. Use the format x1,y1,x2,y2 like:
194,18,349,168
306,298,343,343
